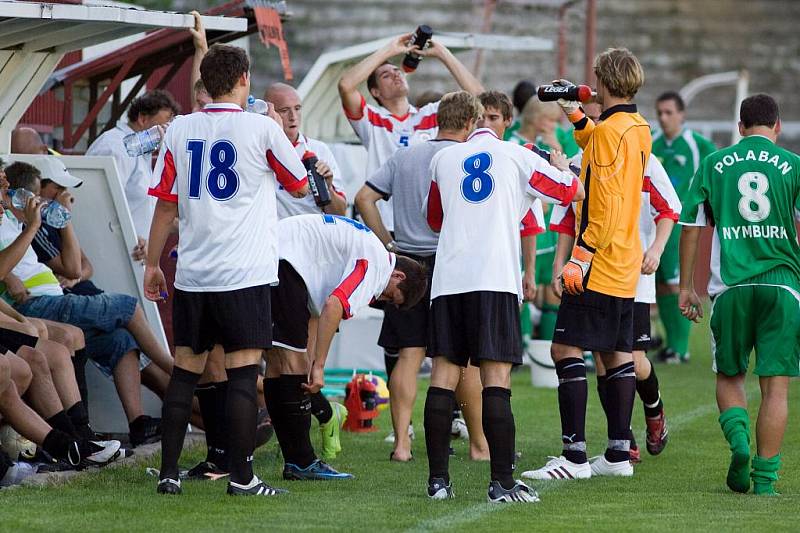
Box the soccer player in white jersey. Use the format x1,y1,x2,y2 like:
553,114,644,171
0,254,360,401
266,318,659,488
265,214,427,479
423,125,583,503
144,44,308,497
538,151,679,472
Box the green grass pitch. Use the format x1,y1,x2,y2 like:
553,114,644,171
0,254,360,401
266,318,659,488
1,318,798,532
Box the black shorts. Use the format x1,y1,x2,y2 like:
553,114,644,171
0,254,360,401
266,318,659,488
0,328,38,353
378,253,435,352
632,302,651,352
553,288,634,353
173,284,272,355
429,291,522,367
271,260,310,352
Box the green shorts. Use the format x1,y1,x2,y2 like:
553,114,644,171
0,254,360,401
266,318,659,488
535,251,555,286
655,225,680,285
710,268,800,377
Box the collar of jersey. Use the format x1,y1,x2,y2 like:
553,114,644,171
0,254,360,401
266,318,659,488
292,133,307,147
202,103,244,112
740,134,775,145
599,103,637,121
468,128,499,140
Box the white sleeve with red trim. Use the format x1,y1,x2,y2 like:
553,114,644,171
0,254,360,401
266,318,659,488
549,203,577,237
330,257,377,319
520,199,545,237
149,126,178,203
265,119,308,193
518,145,578,206
423,153,443,233
343,94,377,147
646,156,681,222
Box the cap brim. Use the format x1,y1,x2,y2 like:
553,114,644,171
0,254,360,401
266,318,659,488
51,173,83,188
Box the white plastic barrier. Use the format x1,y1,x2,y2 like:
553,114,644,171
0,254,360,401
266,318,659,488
325,306,384,371
527,339,558,389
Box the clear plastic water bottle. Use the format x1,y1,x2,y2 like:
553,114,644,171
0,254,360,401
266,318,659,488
246,95,269,114
123,126,163,157
9,189,72,229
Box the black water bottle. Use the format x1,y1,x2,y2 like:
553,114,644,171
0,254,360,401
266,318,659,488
302,152,331,207
402,25,433,73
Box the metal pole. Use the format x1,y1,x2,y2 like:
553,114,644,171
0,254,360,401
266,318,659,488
472,0,497,80
731,69,749,144
584,0,596,85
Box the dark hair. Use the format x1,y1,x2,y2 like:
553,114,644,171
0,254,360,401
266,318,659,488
656,91,685,112
740,94,779,129
127,89,180,123
201,44,250,99
479,90,513,120
512,80,537,114
5,161,41,191
394,255,428,310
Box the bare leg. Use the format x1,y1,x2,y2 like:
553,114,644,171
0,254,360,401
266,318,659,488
0,380,51,445
716,373,747,412
39,319,85,352
756,376,789,458
14,348,64,419
126,305,174,374
7,351,32,395
113,350,145,423
389,347,425,461
457,363,489,461
36,339,81,409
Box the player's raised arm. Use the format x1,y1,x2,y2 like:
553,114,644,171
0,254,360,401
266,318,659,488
337,33,415,117
416,39,484,95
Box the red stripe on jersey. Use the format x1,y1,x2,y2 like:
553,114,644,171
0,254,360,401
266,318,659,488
367,108,394,132
266,149,308,193
523,142,535,151
648,177,680,222
148,149,178,203
414,113,438,131
550,205,576,237
330,259,369,319
529,170,578,206
520,210,544,237
343,94,367,121
426,181,444,233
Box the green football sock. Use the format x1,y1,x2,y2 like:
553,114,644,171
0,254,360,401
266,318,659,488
719,407,751,493
752,454,781,496
538,304,559,341
520,303,533,340
657,293,691,356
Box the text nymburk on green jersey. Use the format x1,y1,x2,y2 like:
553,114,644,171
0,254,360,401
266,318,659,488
652,127,717,200
680,135,800,295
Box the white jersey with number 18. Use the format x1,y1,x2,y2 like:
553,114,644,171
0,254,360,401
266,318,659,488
150,102,307,292
424,128,579,301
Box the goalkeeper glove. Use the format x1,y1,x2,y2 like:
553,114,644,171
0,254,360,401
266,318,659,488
560,245,594,295
551,79,581,115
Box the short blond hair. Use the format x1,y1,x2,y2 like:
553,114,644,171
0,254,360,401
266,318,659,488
594,47,644,99
520,98,561,128
437,91,484,131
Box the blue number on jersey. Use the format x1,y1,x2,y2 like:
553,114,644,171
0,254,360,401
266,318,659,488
460,152,494,203
398,135,409,147
186,139,240,201
321,214,372,233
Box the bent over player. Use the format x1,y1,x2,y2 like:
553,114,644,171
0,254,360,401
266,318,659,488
145,44,308,497
679,94,800,495
423,124,582,503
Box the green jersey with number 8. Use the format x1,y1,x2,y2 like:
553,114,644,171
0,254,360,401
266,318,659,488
680,134,800,295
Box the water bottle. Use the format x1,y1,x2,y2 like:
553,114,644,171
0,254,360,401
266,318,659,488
537,84,595,103
9,189,72,229
402,25,434,73
246,95,269,114
301,152,331,207
123,126,163,157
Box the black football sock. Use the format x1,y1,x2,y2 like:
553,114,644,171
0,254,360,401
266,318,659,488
636,366,664,418
604,361,636,463
424,386,455,484
66,401,92,440
160,367,202,481
72,349,89,405
556,357,588,464
482,387,516,489
225,365,259,485
46,410,77,437
196,381,228,468
263,377,292,462
42,429,76,462
310,391,333,425
279,374,316,468
596,374,609,418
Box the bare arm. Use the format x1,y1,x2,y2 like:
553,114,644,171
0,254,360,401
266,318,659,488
189,11,208,110
314,160,347,216
552,231,575,297
337,34,414,116
143,199,178,301
80,250,94,281
0,198,42,280
303,296,344,394
521,235,537,302
641,218,675,275
354,186,392,246
417,40,484,94
678,225,703,321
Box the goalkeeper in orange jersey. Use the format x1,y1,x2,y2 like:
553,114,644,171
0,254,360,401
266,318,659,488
524,48,652,480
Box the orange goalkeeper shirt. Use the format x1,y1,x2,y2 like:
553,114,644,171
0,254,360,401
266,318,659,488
569,104,651,298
